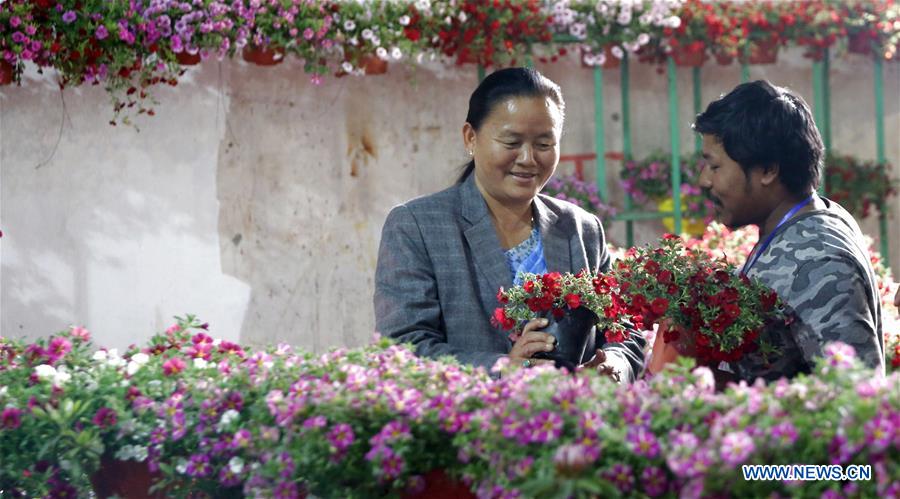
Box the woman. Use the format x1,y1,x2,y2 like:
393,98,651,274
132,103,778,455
374,68,644,381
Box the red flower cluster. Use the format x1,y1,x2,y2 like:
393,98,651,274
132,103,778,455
609,236,790,366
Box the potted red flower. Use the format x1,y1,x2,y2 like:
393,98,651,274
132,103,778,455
609,236,791,367
494,271,629,371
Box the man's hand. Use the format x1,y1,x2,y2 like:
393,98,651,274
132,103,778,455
580,349,621,382
646,320,682,376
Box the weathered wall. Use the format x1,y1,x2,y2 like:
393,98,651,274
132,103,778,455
2,47,898,350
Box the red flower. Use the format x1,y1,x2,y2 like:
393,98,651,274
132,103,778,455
404,28,421,41
650,297,669,316
492,307,516,330
565,293,581,309
496,288,509,304
658,270,673,285
552,308,565,319
523,280,536,294
605,329,626,343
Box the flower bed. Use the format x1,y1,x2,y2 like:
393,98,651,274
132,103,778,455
2,302,898,497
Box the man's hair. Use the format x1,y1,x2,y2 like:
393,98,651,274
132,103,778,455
693,80,824,196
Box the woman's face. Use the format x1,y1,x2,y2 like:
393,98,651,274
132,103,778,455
463,95,563,209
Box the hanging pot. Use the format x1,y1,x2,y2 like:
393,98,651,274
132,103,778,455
847,31,875,56
90,456,166,499
531,306,598,372
175,50,201,66
401,469,475,499
672,45,706,67
0,60,13,85
359,54,388,75
741,39,779,65
242,45,285,66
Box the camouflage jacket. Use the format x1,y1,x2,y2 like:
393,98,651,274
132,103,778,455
732,199,885,382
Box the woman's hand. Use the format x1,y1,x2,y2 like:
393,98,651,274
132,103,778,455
646,320,682,376
508,318,556,368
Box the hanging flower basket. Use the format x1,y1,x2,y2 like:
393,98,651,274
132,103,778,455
242,45,285,66
175,51,201,66
742,39,779,65
90,457,166,499
0,60,13,85
714,52,734,65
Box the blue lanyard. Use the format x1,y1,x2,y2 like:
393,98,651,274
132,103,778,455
741,194,815,275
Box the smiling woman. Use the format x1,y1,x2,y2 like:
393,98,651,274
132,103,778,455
373,68,645,382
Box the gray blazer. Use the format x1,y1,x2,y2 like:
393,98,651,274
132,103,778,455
374,174,645,381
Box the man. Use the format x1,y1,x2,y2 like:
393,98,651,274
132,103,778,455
686,80,884,381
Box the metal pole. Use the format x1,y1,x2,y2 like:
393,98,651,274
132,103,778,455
668,57,682,236
621,54,634,247
693,66,702,154
874,57,890,267
812,59,826,195
593,66,607,203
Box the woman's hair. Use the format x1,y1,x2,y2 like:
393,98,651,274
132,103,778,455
457,67,566,183
692,80,823,196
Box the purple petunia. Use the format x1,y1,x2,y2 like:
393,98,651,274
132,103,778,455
627,424,660,458
1,407,22,429
62,11,77,23
641,466,669,497
720,431,755,467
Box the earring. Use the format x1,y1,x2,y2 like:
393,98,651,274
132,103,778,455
467,150,473,156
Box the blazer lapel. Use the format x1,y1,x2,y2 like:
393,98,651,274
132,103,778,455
534,196,573,273
460,176,514,296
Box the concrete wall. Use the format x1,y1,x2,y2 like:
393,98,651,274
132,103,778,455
2,47,898,350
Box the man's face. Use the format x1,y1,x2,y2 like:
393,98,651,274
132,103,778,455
698,134,767,229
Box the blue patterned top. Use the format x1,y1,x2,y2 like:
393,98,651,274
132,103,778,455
505,227,547,285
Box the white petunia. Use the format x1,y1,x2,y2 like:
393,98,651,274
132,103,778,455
228,456,245,474
92,350,108,362
131,352,149,365
342,61,353,73
361,28,374,40
390,47,402,60
344,20,355,31
376,46,388,60
398,15,410,26
34,364,57,380
193,358,209,369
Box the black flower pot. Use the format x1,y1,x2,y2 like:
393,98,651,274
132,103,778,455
532,307,598,371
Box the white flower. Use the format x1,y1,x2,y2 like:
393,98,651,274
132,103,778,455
193,358,209,369
390,47,402,60
361,28,374,40
637,33,650,46
349,36,359,46
0,386,7,398
131,352,149,365
371,36,381,47
92,350,108,362
228,456,245,474
458,12,467,23
611,45,624,59
666,15,682,29
126,362,141,375
342,61,353,73
344,20,355,31
398,15,410,26
376,46,388,60
34,364,57,380
617,11,632,25
53,367,71,386
219,409,240,429
444,16,452,25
